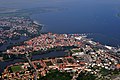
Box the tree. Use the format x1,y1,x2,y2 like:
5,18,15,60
39,70,72,80
77,71,96,80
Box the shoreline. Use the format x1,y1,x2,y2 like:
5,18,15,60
0,17,44,52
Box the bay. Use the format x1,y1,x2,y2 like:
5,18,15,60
0,0,120,46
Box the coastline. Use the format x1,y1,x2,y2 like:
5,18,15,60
0,18,44,52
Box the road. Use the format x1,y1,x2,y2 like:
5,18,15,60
25,54,38,80
71,65,87,80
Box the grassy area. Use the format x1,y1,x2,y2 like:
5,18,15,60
11,65,23,72
100,68,110,76
45,61,53,66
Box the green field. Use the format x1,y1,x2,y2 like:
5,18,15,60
11,65,23,72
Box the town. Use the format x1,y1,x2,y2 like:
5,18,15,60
1,33,120,80
0,16,42,48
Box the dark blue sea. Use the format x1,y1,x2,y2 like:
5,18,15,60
0,0,120,46
1,0,120,73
